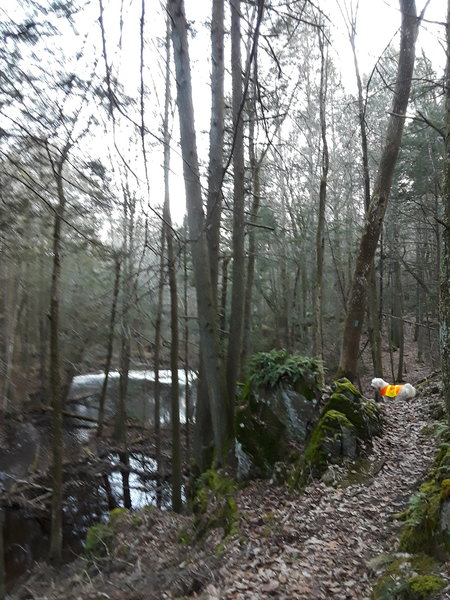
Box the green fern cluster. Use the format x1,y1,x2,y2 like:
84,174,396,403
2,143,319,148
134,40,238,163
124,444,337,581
246,349,322,389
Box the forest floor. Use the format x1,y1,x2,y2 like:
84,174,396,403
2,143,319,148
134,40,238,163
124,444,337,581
11,377,450,600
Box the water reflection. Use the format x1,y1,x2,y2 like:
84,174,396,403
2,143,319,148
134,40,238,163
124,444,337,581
69,369,197,426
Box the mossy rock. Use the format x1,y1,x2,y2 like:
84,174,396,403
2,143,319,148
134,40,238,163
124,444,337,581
407,575,446,599
324,378,383,440
399,466,450,559
236,353,323,478
301,409,357,482
85,508,129,557
188,469,239,545
235,388,289,478
371,554,446,600
433,444,450,481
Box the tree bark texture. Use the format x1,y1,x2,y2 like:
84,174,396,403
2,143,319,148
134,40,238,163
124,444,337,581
207,0,225,299
163,18,182,512
337,0,419,381
349,16,383,377
97,255,121,437
313,28,329,362
441,0,450,422
168,0,231,466
49,143,70,563
226,0,246,405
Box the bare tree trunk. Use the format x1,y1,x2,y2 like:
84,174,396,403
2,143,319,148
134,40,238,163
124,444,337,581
441,0,450,423
242,110,260,367
183,243,191,459
153,231,165,508
1,268,23,410
49,142,71,564
207,0,225,298
97,255,121,437
163,16,182,513
348,12,383,377
168,0,231,466
192,0,224,473
0,511,4,600
313,27,329,363
337,0,419,381
226,0,246,401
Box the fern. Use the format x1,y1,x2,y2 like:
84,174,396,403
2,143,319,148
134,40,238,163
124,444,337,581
246,349,322,389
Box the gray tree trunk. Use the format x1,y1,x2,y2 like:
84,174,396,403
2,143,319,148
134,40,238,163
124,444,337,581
441,0,450,422
49,141,71,563
168,0,231,466
337,0,419,381
226,0,246,405
163,17,182,512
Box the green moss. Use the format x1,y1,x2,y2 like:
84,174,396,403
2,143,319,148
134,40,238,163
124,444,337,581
399,477,450,559
190,469,239,544
85,522,114,557
407,575,446,599
85,507,129,558
371,555,445,600
332,378,361,399
109,507,129,523
301,409,355,485
324,379,382,440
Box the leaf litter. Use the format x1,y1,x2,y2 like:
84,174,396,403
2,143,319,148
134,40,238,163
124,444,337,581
10,381,450,600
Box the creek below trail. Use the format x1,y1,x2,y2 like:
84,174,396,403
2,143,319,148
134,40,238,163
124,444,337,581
0,369,197,592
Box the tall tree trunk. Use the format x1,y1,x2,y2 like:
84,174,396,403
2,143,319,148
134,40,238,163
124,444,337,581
49,142,70,564
0,511,4,600
207,0,225,298
348,12,383,377
313,27,329,363
163,15,182,513
193,0,225,473
441,0,450,423
226,0,246,401
168,0,231,466
97,255,121,437
153,230,165,508
337,0,419,381
242,104,260,368
183,242,191,459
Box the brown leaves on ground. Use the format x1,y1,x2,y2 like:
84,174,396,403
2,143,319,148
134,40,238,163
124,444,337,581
11,381,450,600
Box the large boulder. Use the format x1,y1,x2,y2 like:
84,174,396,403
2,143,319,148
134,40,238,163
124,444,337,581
299,378,383,484
235,351,323,479
399,444,450,560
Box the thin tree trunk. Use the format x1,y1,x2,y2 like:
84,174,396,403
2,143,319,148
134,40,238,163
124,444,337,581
242,115,260,367
348,13,383,377
0,511,4,600
207,0,225,299
183,243,191,459
313,27,329,363
441,0,450,423
1,270,23,410
97,255,121,437
168,0,231,466
163,15,182,512
337,0,419,381
226,0,246,401
153,230,165,508
49,142,70,564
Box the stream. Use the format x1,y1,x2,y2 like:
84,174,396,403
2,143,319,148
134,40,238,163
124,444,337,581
1,369,197,591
